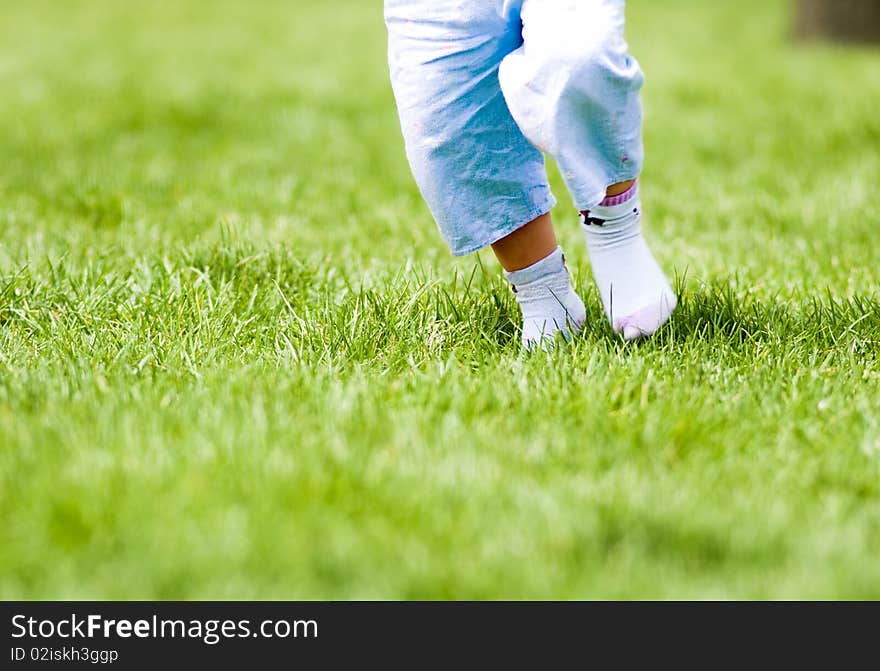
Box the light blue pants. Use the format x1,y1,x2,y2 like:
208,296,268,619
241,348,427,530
386,0,644,256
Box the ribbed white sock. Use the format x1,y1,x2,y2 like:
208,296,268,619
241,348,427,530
504,246,586,350
581,182,677,341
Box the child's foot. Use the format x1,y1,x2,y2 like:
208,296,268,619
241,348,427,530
504,246,586,350
580,182,677,341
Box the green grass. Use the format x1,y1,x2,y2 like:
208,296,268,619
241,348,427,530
1,0,879,599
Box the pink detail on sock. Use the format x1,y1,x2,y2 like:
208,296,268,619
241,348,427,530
599,179,638,208
613,307,656,341
613,297,674,342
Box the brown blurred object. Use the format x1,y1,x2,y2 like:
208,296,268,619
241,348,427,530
796,0,880,42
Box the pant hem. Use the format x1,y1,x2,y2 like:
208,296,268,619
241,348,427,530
449,192,558,257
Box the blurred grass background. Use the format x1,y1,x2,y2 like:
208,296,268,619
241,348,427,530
1,0,879,598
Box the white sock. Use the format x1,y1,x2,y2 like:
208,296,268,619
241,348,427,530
504,246,586,350
580,182,677,341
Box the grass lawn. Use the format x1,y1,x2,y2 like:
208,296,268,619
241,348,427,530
1,0,879,599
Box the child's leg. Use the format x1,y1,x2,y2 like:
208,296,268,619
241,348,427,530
493,213,586,348
491,213,557,272
385,0,585,348
499,0,677,340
